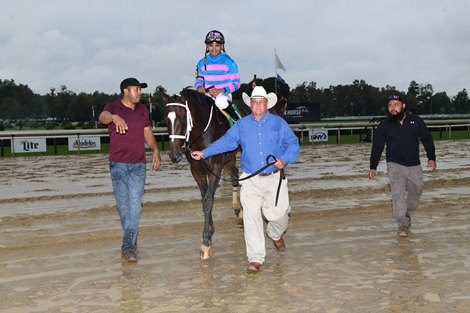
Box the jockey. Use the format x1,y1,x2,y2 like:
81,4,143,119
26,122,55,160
195,30,241,122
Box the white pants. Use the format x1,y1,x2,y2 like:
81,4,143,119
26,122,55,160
214,93,232,109
239,171,291,264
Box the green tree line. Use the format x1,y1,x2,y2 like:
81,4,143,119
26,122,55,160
1,77,469,130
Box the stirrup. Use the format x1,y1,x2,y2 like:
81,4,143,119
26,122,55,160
220,109,235,126
225,104,241,121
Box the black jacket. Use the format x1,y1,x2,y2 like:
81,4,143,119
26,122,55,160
370,113,436,170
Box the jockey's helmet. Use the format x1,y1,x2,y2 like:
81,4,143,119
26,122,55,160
205,30,225,44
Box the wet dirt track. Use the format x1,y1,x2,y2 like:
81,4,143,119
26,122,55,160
0,140,469,312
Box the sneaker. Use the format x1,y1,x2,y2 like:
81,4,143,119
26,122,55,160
122,250,137,262
398,226,409,238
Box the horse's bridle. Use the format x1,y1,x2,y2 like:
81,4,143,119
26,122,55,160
166,101,192,143
166,99,214,150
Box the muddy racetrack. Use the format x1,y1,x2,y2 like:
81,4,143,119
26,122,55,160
0,140,469,312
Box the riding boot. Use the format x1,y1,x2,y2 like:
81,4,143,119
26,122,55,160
225,103,241,121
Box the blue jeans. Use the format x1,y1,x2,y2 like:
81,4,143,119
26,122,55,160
110,162,146,253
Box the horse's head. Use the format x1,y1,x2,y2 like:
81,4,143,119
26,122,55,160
162,88,223,163
161,90,188,163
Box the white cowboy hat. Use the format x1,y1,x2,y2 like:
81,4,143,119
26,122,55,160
242,86,278,109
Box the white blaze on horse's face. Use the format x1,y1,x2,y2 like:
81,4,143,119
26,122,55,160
167,111,177,142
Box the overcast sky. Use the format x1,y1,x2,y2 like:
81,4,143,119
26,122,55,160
1,0,469,97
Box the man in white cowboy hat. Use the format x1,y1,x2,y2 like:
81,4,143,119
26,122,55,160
191,86,300,272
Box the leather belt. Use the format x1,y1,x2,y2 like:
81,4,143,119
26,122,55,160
259,169,280,176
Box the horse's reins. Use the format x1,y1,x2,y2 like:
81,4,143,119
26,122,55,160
192,151,286,207
166,93,286,206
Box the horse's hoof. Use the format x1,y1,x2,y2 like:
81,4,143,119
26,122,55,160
237,218,244,228
200,244,212,260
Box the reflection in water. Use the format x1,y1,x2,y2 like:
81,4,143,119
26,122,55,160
387,239,425,311
268,258,285,282
200,262,215,307
120,265,143,313
263,258,287,304
394,239,421,273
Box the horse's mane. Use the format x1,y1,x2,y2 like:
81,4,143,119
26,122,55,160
180,87,214,109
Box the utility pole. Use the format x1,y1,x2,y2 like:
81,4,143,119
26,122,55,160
148,95,154,127
91,105,97,128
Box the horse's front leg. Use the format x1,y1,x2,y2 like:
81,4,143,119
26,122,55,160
189,165,212,259
199,164,222,259
200,185,215,260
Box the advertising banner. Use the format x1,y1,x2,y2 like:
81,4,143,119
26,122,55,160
68,136,101,151
309,128,328,142
13,137,47,153
283,102,321,123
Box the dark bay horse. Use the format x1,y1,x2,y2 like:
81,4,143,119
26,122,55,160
161,87,287,259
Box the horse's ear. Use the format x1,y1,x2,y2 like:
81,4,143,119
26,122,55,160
180,87,198,102
160,89,171,103
270,97,287,116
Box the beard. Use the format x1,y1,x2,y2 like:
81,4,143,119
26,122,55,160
389,110,405,121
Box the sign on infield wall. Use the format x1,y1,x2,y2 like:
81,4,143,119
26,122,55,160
13,137,47,153
309,128,328,142
68,136,101,151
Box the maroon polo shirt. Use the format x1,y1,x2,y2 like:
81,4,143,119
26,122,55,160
103,99,150,163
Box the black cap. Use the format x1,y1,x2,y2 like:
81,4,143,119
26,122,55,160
120,77,148,93
385,93,405,103
205,30,225,44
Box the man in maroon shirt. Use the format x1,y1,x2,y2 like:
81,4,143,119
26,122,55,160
99,77,161,262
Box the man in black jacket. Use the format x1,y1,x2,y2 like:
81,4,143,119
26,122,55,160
369,93,436,237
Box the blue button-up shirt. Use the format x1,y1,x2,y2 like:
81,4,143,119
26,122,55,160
202,112,300,174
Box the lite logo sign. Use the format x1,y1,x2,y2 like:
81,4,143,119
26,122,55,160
13,137,47,153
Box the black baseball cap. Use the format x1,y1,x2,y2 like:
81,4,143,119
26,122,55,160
385,93,405,103
120,77,148,93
